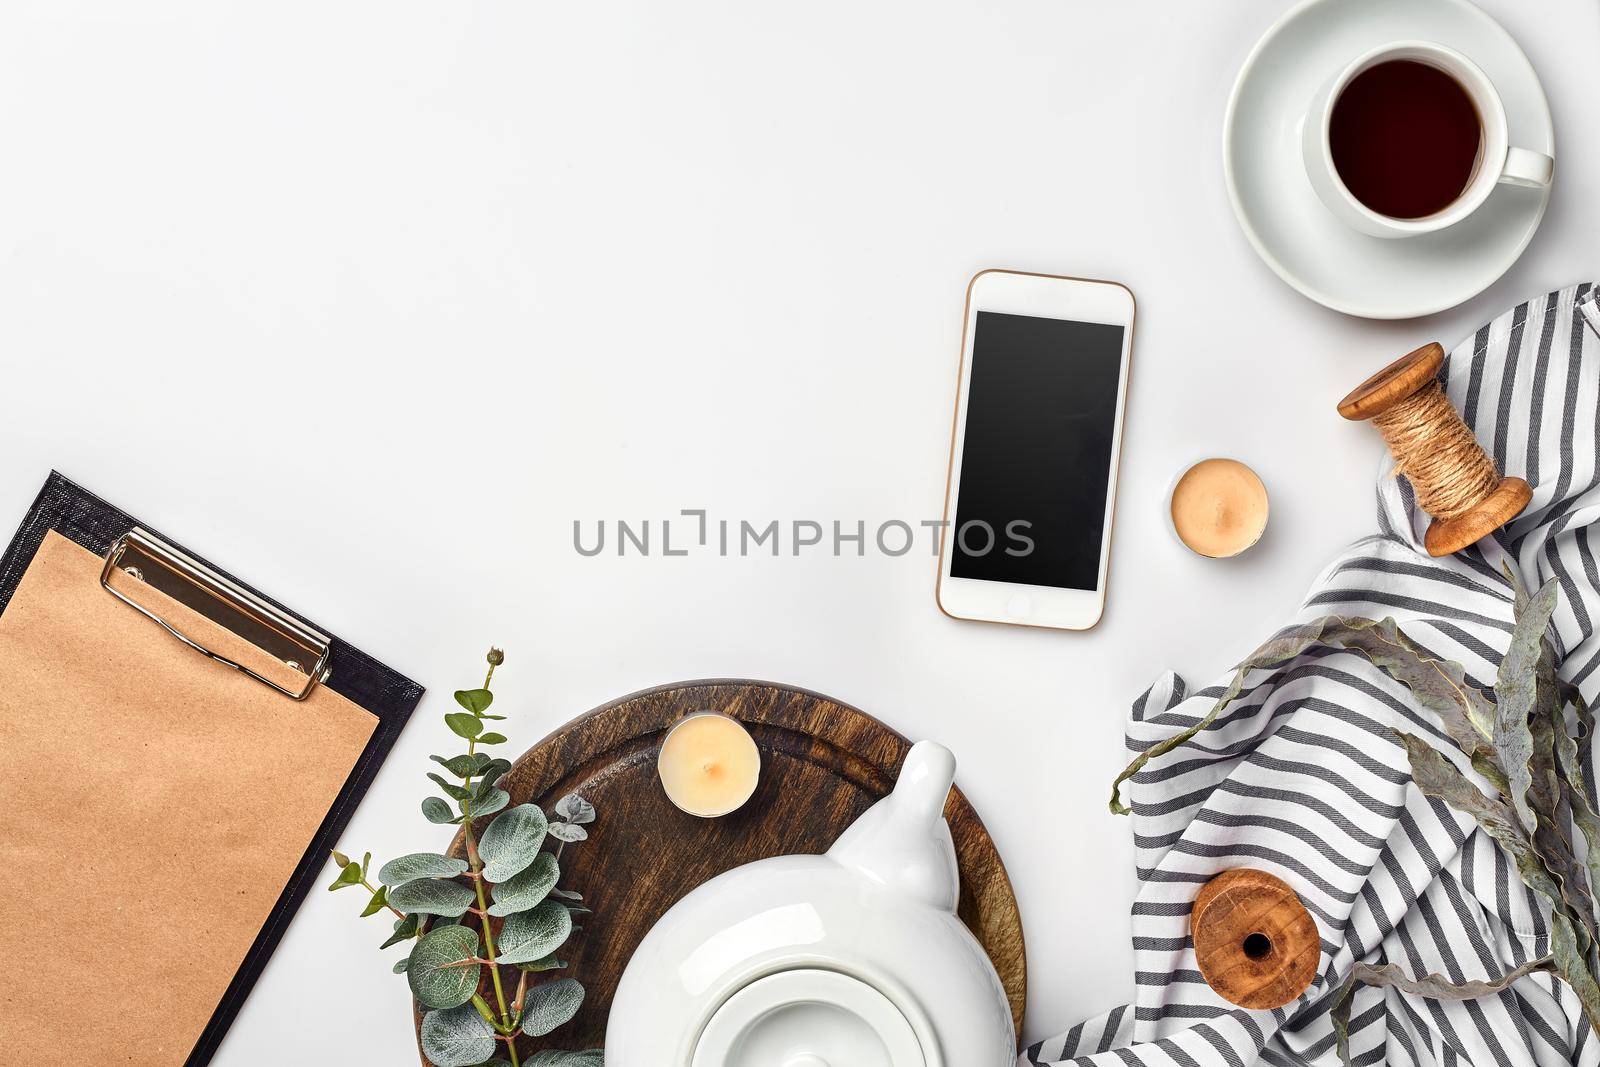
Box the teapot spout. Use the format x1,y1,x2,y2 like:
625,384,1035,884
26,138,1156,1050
827,740,961,911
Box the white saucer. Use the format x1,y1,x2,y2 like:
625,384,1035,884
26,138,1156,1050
1223,0,1553,319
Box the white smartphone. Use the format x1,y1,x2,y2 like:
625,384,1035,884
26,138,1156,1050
936,269,1136,631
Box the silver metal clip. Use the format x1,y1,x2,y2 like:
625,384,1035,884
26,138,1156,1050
101,528,331,701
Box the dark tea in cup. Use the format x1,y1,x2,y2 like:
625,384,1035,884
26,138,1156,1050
1329,59,1482,220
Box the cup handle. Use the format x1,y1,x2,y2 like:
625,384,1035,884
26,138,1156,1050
1501,146,1554,188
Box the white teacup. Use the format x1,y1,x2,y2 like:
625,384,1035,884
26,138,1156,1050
1302,41,1553,239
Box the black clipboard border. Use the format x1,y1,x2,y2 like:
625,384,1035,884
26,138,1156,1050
0,471,424,1066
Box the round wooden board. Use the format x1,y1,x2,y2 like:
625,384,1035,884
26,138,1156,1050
420,679,1026,1061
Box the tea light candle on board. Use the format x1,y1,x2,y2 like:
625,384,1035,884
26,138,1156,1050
657,711,761,817
1170,458,1270,558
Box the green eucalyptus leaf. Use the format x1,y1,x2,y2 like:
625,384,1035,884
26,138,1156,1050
470,788,509,819
327,860,363,891
477,732,507,745
379,852,469,886
392,953,411,974
446,713,483,740
548,887,582,902
406,925,482,1010
361,885,389,917
380,852,469,886
390,877,475,918
331,849,351,867
1495,577,1559,836
478,804,550,882
546,822,588,844
480,712,507,720
429,772,474,802
362,851,372,878
554,794,596,825
423,796,458,824
495,899,572,964
526,1053,603,1067
489,852,561,917
479,757,512,784
454,689,494,714
420,1002,497,1067
518,978,585,1038
431,753,481,778
515,955,567,972
380,913,419,949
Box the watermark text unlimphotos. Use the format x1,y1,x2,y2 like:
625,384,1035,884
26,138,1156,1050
573,510,1034,558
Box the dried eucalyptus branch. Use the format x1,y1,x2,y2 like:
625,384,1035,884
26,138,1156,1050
1114,572,1600,1064
327,648,603,1067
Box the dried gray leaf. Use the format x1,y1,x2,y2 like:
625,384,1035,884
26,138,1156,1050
1529,691,1597,944
1495,578,1559,835
377,852,468,887
420,1003,497,1067
1552,910,1600,1038
1331,956,1554,1067
1111,619,1343,813
1556,687,1600,905
495,899,573,965
1395,733,1567,910
489,851,561,917
1332,618,1495,753
1113,616,1491,815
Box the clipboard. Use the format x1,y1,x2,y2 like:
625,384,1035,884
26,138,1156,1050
0,472,422,1065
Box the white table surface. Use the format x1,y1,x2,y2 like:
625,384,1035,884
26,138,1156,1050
2,1,1597,1061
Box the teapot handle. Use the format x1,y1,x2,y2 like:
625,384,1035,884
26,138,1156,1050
893,741,957,822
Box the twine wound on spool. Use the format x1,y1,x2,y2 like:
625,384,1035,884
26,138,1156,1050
1338,342,1532,557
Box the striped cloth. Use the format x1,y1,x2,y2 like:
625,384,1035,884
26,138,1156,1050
1026,284,1600,1067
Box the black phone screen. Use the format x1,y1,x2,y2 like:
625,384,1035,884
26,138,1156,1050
950,311,1125,591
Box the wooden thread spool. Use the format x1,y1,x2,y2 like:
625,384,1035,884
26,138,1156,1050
1338,342,1531,557
1192,869,1319,1010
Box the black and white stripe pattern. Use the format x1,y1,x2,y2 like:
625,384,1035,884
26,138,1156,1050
1026,284,1600,1067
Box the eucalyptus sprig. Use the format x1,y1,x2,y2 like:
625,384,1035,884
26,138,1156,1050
1113,572,1600,1063
329,648,602,1067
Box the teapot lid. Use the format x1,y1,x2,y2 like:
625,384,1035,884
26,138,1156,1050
690,969,926,1067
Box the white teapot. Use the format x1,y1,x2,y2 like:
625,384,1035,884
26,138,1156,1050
605,741,1016,1067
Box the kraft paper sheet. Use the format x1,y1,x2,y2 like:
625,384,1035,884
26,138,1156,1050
0,531,377,1063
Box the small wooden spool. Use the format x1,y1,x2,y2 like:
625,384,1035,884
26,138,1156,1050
1338,342,1531,557
1192,869,1319,1010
